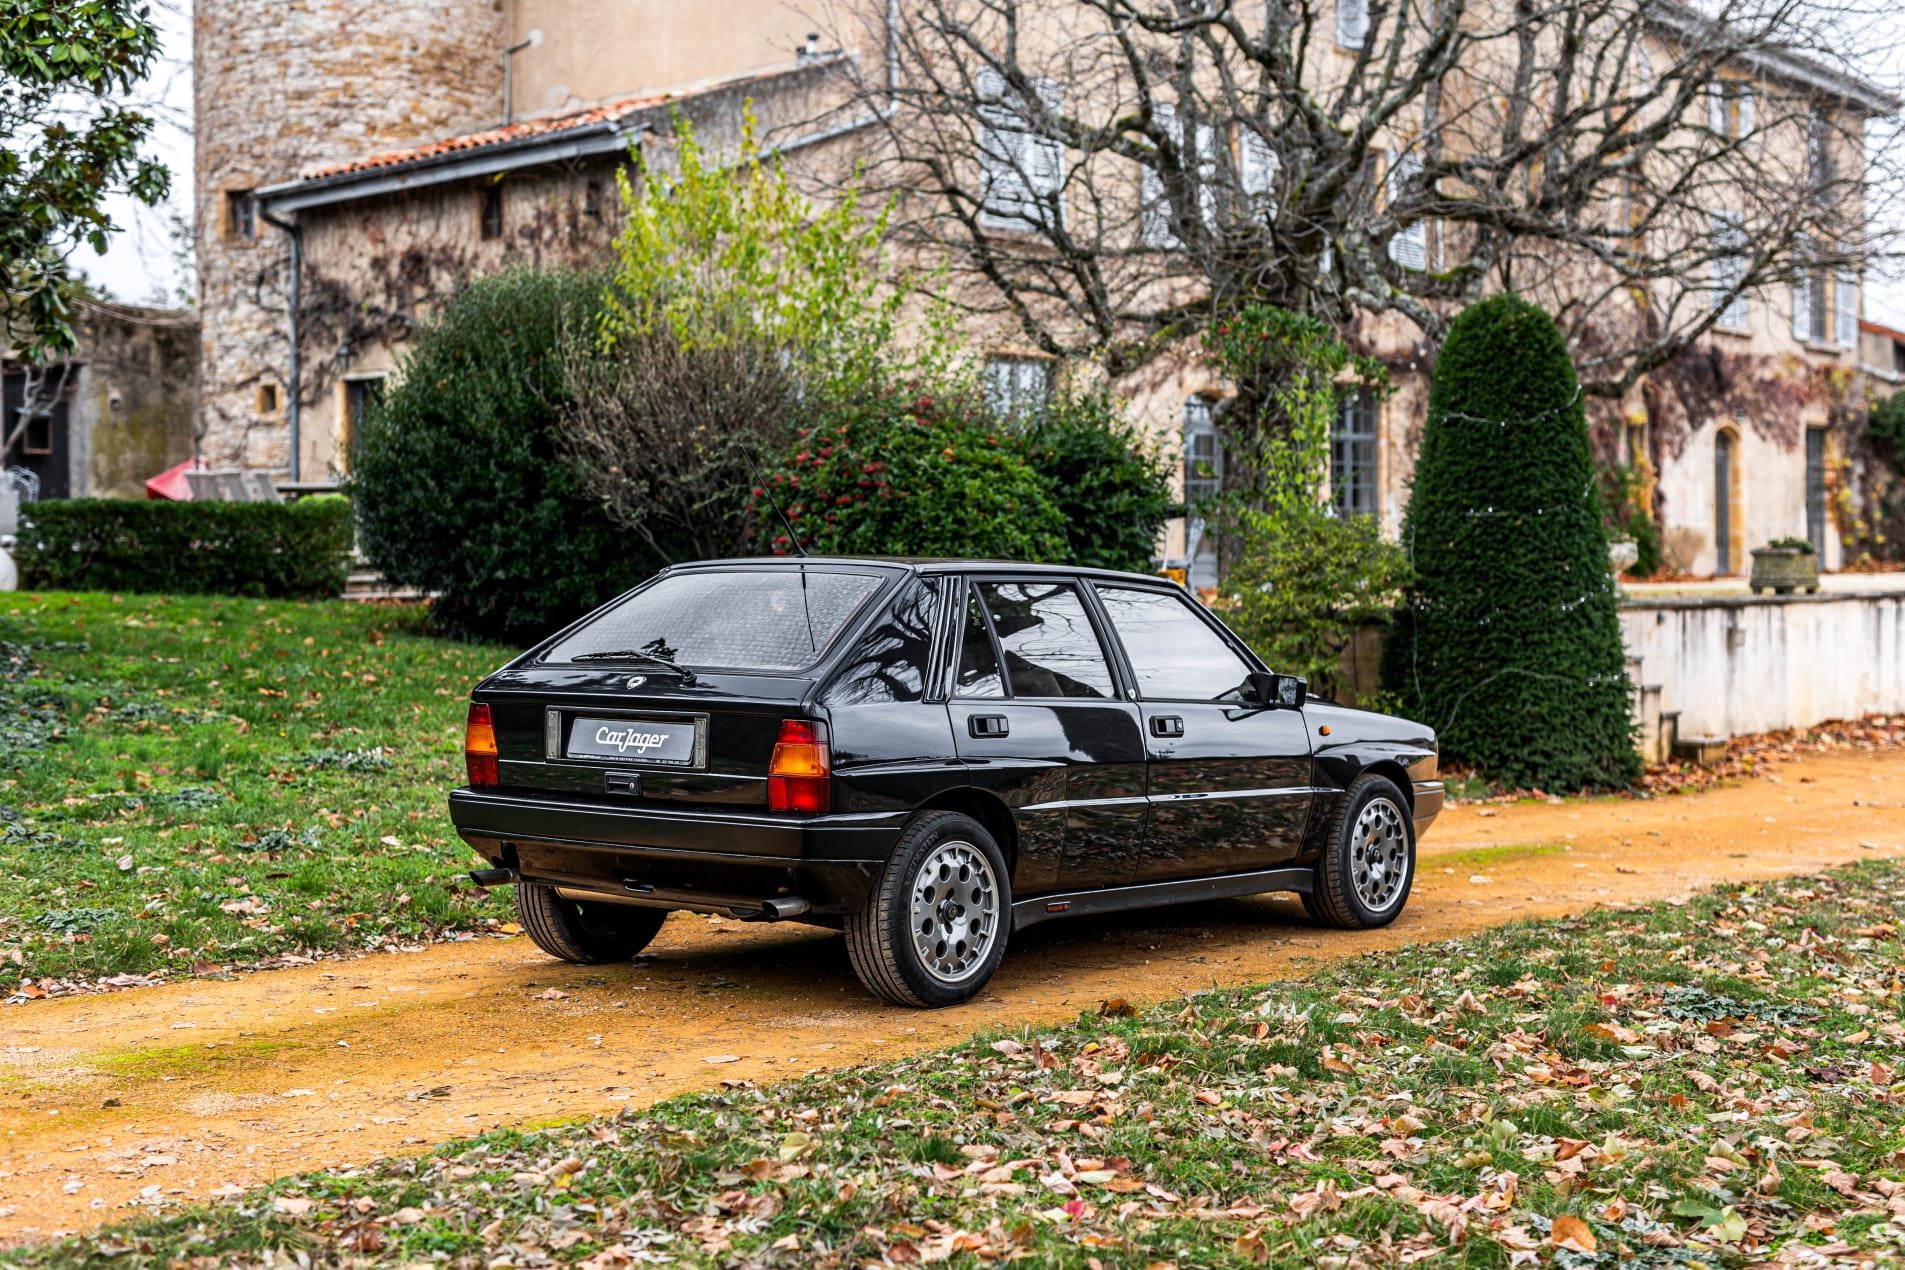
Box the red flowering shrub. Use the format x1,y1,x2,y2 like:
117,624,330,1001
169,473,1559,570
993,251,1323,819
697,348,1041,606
752,380,1066,560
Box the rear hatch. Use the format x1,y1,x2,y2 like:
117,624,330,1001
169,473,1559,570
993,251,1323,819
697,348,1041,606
474,562,900,810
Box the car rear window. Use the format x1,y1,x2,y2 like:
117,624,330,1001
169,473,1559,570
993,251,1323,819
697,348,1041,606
543,569,886,673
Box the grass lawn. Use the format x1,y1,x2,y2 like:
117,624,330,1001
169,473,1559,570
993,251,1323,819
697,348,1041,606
1,592,515,993
15,863,1904,1268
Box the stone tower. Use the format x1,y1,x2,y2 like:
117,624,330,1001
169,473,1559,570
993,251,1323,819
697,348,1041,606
193,1,507,475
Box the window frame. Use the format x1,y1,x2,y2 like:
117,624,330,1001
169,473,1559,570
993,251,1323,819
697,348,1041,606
982,354,1055,422
479,182,505,241
1085,578,1267,705
1330,388,1381,520
950,574,1124,703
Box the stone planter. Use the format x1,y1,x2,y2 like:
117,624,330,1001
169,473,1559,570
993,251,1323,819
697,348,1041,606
1609,538,1639,575
1749,547,1819,595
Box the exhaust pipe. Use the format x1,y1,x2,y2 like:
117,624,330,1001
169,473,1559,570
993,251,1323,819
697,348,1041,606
735,896,811,921
470,867,519,888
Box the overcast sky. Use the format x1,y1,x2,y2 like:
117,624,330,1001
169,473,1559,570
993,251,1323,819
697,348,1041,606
73,2,1905,329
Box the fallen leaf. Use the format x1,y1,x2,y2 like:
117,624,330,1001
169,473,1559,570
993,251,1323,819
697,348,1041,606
1549,1215,1596,1253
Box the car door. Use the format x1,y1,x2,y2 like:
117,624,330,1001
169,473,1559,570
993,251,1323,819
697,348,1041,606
1089,582,1314,882
946,576,1148,896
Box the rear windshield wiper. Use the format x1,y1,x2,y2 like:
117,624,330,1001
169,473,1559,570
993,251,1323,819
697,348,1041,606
566,649,697,683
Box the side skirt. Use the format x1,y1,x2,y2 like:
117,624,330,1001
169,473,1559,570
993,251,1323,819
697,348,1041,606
1012,866,1315,933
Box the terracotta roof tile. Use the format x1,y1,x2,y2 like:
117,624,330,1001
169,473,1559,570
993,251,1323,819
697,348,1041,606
301,94,666,181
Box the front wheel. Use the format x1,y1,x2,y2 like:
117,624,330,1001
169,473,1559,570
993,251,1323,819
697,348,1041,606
1307,775,1415,929
515,884,668,964
846,810,1011,1007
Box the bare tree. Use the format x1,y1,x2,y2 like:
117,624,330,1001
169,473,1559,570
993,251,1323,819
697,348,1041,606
824,0,1901,397
560,326,807,561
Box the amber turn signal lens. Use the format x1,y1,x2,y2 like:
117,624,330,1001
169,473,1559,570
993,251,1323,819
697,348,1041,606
767,719,830,813
465,701,499,788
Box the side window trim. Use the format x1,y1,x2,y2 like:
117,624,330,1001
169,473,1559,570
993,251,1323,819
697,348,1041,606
1075,575,1140,702
1085,579,1265,703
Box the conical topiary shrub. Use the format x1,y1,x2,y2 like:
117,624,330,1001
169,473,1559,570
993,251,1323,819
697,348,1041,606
1383,294,1639,789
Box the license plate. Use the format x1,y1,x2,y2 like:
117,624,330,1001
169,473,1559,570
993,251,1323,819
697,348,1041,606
564,715,700,767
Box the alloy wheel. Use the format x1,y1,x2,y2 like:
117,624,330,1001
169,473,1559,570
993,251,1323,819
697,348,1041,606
908,839,1000,985
1349,797,1409,912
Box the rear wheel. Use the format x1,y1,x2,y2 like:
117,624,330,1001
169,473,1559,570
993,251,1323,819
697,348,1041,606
515,883,668,964
846,811,1010,1008
1307,775,1415,929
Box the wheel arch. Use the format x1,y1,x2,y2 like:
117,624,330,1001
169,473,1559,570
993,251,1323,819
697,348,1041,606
914,787,1018,878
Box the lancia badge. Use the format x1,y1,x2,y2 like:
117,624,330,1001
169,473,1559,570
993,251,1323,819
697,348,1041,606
626,675,647,689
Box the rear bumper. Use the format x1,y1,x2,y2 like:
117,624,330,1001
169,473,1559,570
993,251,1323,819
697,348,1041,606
447,787,907,915
1411,780,1446,838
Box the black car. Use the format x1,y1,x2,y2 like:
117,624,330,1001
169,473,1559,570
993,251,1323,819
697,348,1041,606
449,559,1442,1007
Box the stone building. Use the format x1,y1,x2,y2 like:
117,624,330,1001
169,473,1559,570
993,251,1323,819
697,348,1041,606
194,0,1895,579
3,300,198,501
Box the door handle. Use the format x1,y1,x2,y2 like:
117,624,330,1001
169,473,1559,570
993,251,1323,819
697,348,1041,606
968,713,1010,739
1150,715,1185,738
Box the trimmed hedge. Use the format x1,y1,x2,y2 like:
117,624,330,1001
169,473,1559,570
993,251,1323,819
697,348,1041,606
1383,294,1639,790
17,498,354,598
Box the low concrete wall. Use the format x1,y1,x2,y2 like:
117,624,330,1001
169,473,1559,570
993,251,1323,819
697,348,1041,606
1621,591,1905,738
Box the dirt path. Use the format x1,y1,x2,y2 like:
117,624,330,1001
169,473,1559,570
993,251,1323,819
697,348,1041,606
4,749,1902,1239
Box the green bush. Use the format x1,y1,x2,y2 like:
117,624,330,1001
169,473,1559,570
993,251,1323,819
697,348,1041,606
1383,294,1639,790
1596,459,1662,577
17,498,352,598
1221,505,1411,704
755,379,1067,560
348,267,654,643
1022,388,1175,572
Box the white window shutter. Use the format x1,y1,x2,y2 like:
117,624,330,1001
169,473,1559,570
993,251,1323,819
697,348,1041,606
1387,150,1427,271
1239,127,1279,218
1836,256,1858,349
976,68,1062,230
1708,82,1727,135
1139,101,1179,249
1710,212,1748,328
1337,0,1368,48
1194,121,1218,230
1738,87,1754,137
1792,277,1813,342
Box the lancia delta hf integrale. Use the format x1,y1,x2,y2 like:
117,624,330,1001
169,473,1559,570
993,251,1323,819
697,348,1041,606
450,560,1443,1007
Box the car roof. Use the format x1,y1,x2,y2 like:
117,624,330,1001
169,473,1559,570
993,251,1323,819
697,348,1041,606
661,556,1187,588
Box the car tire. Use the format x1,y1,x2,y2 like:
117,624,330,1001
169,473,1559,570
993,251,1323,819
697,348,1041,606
515,883,668,964
845,810,1011,1008
1307,775,1415,930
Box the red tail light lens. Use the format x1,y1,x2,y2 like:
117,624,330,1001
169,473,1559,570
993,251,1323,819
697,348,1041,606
465,702,499,788
767,719,830,814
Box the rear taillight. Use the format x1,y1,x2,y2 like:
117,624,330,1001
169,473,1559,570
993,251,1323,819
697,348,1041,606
767,719,830,814
465,702,499,788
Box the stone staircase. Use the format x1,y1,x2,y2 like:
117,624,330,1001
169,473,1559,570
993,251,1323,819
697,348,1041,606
342,552,425,603
1629,655,1725,765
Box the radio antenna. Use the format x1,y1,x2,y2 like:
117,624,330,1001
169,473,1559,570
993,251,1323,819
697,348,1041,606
741,442,808,557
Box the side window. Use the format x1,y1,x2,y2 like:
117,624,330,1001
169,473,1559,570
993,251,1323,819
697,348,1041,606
1095,585,1252,701
824,578,940,706
977,581,1114,700
955,589,1006,698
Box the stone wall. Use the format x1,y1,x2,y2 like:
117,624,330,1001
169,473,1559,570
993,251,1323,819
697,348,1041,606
1622,591,1905,738
70,303,200,497
194,0,507,475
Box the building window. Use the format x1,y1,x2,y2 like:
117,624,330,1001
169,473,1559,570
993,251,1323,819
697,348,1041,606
479,183,505,240
1182,395,1223,588
1710,211,1748,329
255,383,280,416
1387,150,1430,270
976,66,1065,231
228,190,256,242
1714,428,1737,574
1331,390,1379,519
343,376,386,468
1805,427,1828,554
982,355,1053,421
584,180,603,221
21,410,53,456
1707,80,1755,140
